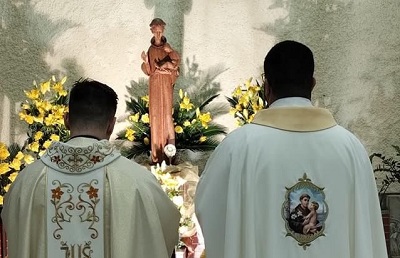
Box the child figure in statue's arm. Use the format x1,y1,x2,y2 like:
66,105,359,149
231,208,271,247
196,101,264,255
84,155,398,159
156,44,180,76
302,201,319,234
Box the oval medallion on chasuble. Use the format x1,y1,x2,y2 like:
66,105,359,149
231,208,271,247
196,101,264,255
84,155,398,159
281,173,328,250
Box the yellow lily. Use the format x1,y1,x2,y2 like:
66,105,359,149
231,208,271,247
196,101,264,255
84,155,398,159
0,143,10,160
125,128,135,141
0,163,10,174
40,81,51,94
34,131,44,141
129,113,140,123
50,134,60,141
9,158,22,171
175,126,183,134
141,114,150,124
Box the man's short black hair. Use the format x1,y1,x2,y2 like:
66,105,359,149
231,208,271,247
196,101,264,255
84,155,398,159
264,40,314,99
68,78,118,128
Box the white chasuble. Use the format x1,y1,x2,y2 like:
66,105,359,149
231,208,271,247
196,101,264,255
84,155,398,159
195,98,387,258
2,137,180,258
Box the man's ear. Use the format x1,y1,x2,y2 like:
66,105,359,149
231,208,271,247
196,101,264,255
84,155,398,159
106,117,116,137
264,81,269,100
264,80,272,107
64,112,70,130
311,77,316,91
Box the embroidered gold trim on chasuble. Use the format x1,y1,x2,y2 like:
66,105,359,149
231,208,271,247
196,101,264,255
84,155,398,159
44,141,116,173
252,107,337,132
42,140,119,258
47,173,104,257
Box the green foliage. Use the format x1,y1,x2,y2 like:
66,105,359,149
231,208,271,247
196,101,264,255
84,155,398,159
226,77,266,126
173,93,227,151
118,91,227,159
370,145,400,206
119,58,228,159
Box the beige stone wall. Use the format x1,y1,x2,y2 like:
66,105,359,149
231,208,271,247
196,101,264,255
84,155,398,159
0,0,399,160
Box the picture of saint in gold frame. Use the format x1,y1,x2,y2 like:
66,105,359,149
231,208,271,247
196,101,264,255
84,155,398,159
282,173,328,248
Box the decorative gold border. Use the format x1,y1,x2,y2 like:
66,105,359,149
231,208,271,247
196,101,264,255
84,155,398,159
281,173,329,250
50,179,101,241
50,180,74,240
77,179,101,239
45,141,115,173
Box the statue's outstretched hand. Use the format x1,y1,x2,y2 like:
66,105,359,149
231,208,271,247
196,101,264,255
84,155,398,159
141,51,148,63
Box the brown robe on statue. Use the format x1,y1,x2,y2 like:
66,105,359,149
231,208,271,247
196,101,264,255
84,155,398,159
142,36,180,164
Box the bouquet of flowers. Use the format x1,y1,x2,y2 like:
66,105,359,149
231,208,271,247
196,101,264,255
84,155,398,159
0,142,34,203
150,159,199,253
226,77,266,126
118,89,227,159
0,76,70,204
19,76,70,157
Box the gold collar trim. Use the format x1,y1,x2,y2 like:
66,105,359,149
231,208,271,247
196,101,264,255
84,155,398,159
251,107,337,132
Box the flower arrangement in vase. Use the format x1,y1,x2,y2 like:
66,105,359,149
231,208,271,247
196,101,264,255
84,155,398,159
118,89,227,160
226,77,266,126
0,76,70,204
150,159,199,253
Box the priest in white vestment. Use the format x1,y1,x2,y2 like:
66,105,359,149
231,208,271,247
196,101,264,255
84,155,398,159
2,79,180,258
195,41,387,258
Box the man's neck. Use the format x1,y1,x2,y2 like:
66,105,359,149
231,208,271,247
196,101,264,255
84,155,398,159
269,97,312,108
69,131,108,141
69,134,101,141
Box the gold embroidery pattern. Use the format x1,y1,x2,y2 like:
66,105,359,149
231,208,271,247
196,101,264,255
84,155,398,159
50,180,75,240
60,241,93,257
77,180,100,239
282,173,329,250
45,142,115,173
50,179,101,241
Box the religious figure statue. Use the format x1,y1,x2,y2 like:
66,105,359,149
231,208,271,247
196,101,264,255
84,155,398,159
141,18,180,164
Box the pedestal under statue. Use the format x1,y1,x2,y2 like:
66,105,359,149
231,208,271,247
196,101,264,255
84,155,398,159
141,18,180,164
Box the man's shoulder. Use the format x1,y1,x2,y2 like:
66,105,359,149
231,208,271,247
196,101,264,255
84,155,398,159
106,157,163,194
6,159,46,194
107,156,153,177
19,159,46,176
328,125,367,148
225,123,256,137
111,155,146,168
222,123,268,144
